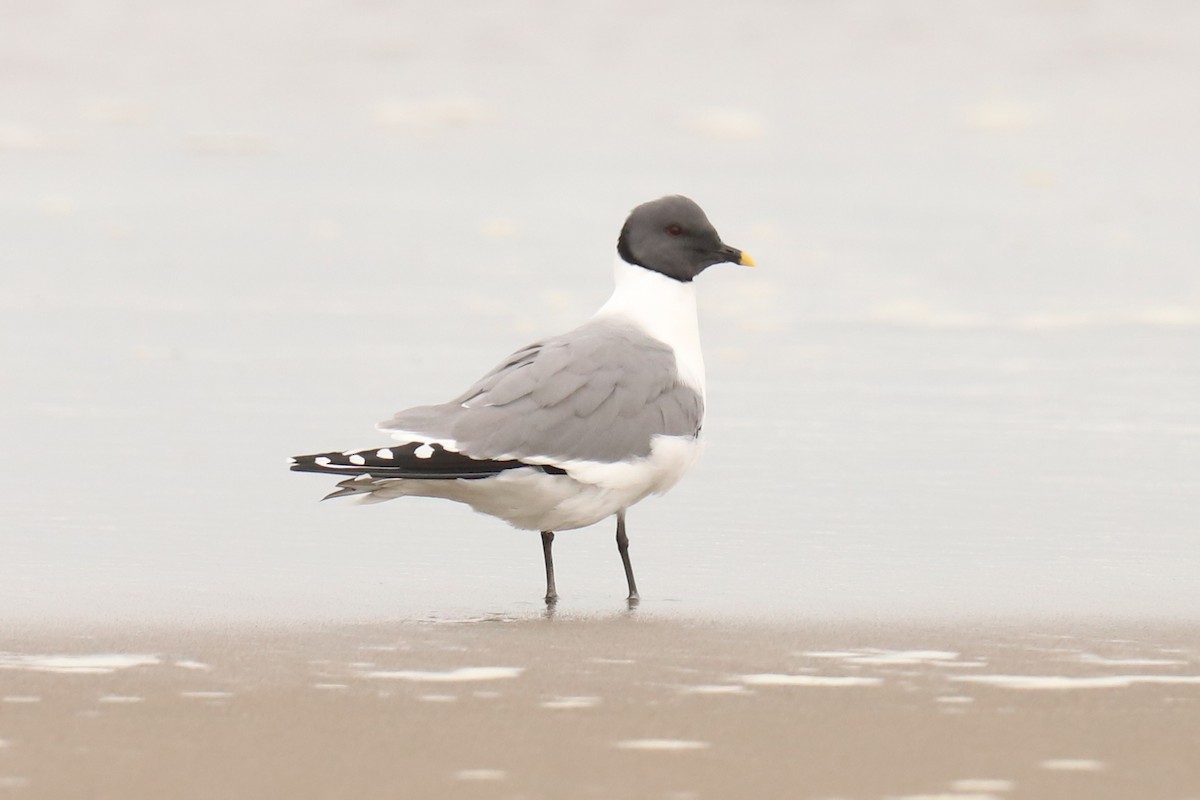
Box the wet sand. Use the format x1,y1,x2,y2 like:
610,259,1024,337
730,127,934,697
3,617,1198,799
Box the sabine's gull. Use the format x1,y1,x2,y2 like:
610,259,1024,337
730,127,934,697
290,195,754,604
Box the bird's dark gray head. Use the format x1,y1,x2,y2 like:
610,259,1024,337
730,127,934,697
616,195,755,282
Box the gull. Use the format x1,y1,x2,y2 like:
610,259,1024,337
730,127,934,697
290,195,754,604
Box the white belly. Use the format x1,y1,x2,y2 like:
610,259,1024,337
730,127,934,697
359,435,703,531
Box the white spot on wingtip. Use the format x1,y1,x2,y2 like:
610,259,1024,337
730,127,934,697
376,449,394,459
315,457,332,466
414,444,435,459
349,454,367,465
382,429,460,452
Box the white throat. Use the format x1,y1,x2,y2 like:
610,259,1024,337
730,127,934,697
593,257,706,396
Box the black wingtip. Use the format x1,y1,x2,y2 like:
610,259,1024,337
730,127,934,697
290,443,571,481
289,451,368,476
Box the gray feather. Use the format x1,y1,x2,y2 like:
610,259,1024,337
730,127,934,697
378,319,703,463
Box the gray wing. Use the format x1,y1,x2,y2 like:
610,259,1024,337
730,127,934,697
377,319,704,464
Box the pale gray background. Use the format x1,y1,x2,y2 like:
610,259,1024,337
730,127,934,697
2,0,1197,622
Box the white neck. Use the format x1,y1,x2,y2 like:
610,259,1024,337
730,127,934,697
593,257,705,396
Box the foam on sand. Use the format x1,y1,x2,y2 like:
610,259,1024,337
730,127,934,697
365,666,524,682
0,654,160,674
615,739,711,751
805,649,961,665
540,696,600,709
1040,759,1105,771
887,794,1002,800
453,769,506,781
952,674,1200,690
950,779,1015,792
679,684,751,695
418,694,457,703
741,674,882,687
1074,653,1188,667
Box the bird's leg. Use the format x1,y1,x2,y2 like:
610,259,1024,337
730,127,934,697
541,530,558,605
615,510,639,604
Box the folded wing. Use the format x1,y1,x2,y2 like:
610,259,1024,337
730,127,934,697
377,319,704,465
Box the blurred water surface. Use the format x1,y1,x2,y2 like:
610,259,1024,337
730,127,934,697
2,0,1197,623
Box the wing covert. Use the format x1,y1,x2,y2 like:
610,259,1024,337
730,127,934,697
379,319,703,463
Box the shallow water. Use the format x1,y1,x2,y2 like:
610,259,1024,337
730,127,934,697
2,3,1198,619
4,317,1197,623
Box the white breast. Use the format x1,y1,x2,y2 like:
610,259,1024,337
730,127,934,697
592,257,706,399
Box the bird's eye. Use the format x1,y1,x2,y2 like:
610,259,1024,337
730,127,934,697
665,224,684,237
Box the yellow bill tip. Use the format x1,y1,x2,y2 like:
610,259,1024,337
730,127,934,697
739,251,756,268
